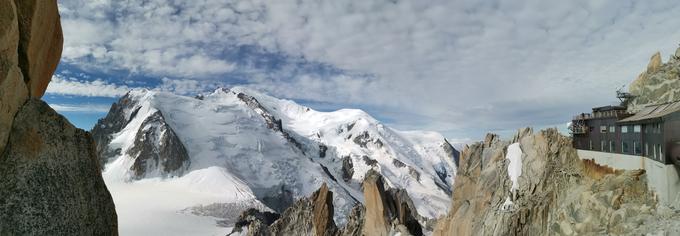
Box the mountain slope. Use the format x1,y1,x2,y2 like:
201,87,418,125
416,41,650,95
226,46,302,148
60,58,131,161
92,87,458,232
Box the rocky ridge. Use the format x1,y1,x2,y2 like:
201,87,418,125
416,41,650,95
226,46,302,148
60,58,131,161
628,46,680,112
229,128,680,236
0,0,117,234
230,170,424,236
432,128,680,236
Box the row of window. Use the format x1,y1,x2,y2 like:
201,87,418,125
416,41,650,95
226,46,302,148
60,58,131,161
599,124,660,134
590,140,664,160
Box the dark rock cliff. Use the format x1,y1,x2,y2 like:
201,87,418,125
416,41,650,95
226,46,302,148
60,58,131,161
91,92,139,166
127,110,190,179
0,1,118,234
0,100,118,235
91,95,191,178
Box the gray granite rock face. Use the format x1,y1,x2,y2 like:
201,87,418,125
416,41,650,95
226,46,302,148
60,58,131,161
127,110,190,179
0,99,118,235
433,128,676,236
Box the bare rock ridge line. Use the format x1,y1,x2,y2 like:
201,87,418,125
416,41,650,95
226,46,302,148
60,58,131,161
432,128,679,235
0,0,118,235
227,127,679,235
235,90,306,153
628,47,680,112
230,170,424,236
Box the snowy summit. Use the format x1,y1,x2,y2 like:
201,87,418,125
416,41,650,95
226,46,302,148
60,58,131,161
91,87,459,235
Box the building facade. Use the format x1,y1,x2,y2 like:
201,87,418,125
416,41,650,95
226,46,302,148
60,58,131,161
571,101,680,167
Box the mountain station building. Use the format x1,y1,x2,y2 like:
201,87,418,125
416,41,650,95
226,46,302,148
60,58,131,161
570,95,680,206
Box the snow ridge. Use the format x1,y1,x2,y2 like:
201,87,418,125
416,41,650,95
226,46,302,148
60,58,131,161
96,87,458,234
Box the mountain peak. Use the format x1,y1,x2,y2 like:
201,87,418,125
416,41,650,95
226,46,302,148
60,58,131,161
92,87,458,226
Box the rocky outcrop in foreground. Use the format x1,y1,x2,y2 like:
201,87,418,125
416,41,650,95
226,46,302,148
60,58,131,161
1,0,62,156
230,170,423,236
0,100,117,234
433,128,680,236
0,0,117,234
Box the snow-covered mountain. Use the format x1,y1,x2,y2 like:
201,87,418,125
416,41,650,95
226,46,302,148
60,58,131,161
92,87,458,234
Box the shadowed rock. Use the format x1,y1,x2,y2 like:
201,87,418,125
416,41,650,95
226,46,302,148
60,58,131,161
341,156,354,182
0,99,118,235
127,110,190,179
230,183,337,236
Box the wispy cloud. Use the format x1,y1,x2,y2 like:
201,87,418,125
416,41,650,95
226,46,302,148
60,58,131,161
46,75,131,97
56,0,680,139
155,77,225,96
49,103,111,113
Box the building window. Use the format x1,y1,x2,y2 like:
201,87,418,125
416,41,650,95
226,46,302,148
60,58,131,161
610,141,615,153
622,141,629,153
645,143,649,157
633,141,641,155
653,144,658,160
621,126,628,133
609,125,615,133
634,125,641,133
589,140,593,150
600,126,607,133
660,144,664,161
601,140,606,152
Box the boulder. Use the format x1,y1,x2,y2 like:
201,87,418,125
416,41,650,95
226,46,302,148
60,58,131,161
13,0,63,98
0,99,118,235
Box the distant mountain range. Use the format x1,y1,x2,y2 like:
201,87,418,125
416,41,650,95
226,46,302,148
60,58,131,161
91,86,458,232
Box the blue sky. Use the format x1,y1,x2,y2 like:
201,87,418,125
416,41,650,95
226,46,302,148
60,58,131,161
46,0,680,142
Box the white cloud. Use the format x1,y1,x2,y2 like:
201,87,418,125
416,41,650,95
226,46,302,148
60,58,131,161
57,0,680,139
155,77,224,95
46,75,131,97
49,103,112,113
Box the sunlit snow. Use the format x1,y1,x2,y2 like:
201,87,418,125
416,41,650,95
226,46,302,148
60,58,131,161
505,142,523,192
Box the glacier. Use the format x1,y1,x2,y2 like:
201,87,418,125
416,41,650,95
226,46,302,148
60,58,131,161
93,87,458,234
